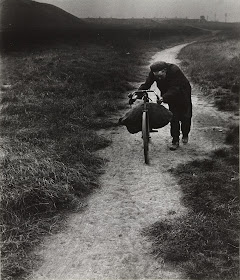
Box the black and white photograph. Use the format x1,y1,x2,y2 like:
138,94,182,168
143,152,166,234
0,0,239,279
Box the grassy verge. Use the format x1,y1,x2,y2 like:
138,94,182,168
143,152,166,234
144,30,239,280
0,40,139,280
0,28,202,280
145,139,239,279
178,29,240,112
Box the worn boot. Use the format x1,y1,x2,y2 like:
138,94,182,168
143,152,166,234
169,140,179,151
182,135,189,144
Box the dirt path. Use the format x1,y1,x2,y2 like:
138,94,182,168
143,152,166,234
29,43,234,280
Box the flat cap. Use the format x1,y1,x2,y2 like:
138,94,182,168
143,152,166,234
150,61,167,72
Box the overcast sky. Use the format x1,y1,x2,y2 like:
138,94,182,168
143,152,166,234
36,0,240,22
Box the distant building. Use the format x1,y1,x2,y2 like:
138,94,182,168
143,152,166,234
200,15,207,22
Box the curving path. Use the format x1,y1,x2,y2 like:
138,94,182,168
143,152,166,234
28,42,232,280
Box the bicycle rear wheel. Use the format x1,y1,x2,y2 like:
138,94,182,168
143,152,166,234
142,111,150,164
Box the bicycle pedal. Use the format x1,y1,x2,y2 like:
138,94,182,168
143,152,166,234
150,129,158,133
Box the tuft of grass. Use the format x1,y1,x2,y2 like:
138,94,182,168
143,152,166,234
144,133,239,279
225,124,239,146
178,30,240,112
0,41,141,280
146,212,239,280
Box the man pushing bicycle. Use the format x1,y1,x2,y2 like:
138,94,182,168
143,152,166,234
129,61,192,151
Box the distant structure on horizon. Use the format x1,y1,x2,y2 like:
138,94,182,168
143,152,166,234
200,15,207,23
225,13,228,22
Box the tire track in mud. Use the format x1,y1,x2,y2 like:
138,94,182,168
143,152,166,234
29,42,233,280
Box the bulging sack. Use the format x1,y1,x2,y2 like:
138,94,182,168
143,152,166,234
149,103,173,129
119,103,173,134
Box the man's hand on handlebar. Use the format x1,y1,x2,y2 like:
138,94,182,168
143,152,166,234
128,90,162,105
129,98,135,105
128,92,138,105
129,95,138,105
128,92,134,99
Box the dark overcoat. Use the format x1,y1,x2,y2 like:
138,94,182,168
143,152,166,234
139,63,192,118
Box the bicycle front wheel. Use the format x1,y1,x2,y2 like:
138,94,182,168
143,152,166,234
142,111,150,164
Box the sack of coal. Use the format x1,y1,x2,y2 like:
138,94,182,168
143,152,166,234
118,103,142,133
119,103,173,134
148,103,173,129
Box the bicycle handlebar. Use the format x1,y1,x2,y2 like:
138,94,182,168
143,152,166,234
133,89,159,100
134,90,156,93
128,89,163,105
135,89,155,92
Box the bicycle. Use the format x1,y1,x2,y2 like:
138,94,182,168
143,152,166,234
129,90,161,164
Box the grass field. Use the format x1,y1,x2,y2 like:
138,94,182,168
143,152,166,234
145,29,239,280
178,29,240,112
145,143,239,279
0,42,135,280
1,19,239,280
0,23,203,280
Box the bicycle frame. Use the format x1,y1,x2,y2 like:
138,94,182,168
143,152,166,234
142,94,150,164
132,90,159,164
